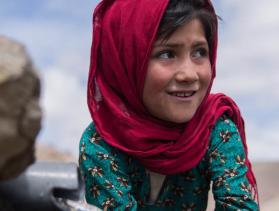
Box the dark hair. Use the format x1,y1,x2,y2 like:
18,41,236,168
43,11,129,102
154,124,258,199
157,0,218,53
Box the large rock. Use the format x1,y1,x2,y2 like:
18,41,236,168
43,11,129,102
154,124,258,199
0,35,42,180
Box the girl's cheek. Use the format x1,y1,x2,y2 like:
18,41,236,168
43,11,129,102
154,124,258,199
200,64,212,85
146,64,170,89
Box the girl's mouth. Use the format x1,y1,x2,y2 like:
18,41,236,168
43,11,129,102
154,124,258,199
168,91,196,97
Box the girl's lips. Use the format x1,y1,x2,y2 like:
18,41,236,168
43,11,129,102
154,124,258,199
167,91,197,102
167,91,196,98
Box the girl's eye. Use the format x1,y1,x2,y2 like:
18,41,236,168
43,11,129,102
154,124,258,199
192,47,208,59
155,50,175,59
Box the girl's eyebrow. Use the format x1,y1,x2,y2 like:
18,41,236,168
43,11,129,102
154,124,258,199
153,40,208,48
153,43,184,48
192,41,209,48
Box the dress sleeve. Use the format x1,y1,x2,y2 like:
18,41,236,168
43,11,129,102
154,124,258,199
207,116,259,211
79,123,137,210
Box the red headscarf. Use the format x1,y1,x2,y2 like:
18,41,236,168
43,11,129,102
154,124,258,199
87,0,257,198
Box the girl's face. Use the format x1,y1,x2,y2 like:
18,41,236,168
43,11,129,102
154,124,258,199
143,19,212,124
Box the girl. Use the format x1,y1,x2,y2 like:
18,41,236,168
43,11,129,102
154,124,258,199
79,0,259,210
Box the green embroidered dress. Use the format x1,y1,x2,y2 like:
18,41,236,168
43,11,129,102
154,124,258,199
79,116,259,210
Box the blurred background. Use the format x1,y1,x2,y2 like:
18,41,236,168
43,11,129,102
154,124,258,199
0,0,279,161
1,0,279,209
1,0,278,161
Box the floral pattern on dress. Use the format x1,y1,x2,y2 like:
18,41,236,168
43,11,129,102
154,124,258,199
79,116,259,210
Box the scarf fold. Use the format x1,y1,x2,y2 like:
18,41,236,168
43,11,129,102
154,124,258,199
87,0,257,199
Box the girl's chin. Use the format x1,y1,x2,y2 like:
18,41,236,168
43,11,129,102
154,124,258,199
162,113,195,124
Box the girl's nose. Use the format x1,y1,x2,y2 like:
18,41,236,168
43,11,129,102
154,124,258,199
175,58,199,83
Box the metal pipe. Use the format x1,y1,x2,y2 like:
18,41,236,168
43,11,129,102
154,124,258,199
0,161,98,211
